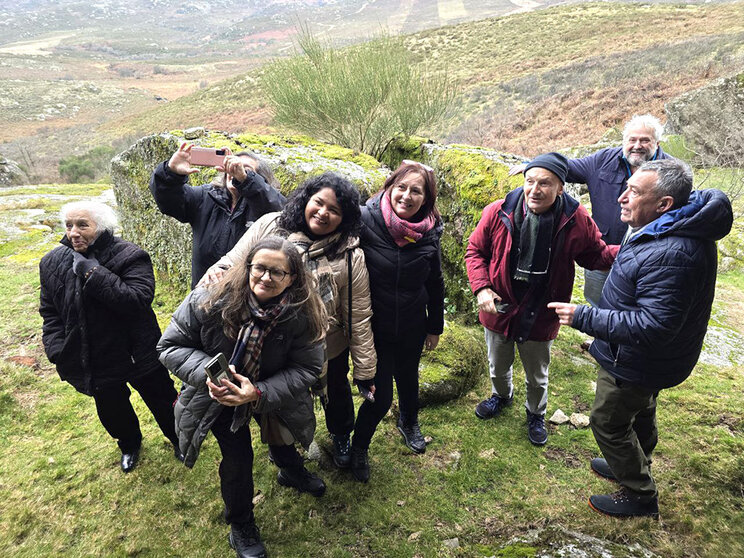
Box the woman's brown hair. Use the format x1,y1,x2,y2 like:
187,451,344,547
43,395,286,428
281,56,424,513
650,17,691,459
202,236,327,342
381,160,441,220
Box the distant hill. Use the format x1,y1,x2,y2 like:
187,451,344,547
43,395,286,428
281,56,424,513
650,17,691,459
1,0,742,180
112,1,744,154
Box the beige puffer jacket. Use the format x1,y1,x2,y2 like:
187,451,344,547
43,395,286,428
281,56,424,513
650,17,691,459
209,212,376,380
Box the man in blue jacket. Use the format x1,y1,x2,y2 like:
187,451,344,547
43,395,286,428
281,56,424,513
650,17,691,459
549,159,733,518
511,114,672,305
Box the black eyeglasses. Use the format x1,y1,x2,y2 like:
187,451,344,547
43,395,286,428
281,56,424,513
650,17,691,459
248,264,290,281
401,159,433,172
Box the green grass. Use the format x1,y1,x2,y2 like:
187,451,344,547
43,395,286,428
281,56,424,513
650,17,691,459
1,185,743,557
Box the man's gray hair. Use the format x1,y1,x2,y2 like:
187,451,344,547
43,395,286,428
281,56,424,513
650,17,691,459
638,159,693,209
623,114,664,141
60,200,119,233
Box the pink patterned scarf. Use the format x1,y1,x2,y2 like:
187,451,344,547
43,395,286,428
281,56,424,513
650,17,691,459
380,190,435,247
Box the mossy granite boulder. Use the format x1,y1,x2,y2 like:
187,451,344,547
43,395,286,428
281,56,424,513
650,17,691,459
111,130,521,405
418,321,487,408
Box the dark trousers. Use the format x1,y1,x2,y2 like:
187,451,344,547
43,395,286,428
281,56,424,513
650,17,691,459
92,367,178,453
325,348,355,437
211,407,303,525
353,333,426,450
590,367,659,499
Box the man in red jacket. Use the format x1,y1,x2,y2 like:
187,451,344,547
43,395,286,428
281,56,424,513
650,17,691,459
465,153,618,445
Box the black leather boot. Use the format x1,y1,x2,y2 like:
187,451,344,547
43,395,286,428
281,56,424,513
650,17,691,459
277,466,326,497
229,520,267,558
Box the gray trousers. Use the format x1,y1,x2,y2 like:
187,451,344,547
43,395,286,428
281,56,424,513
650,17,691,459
484,328,552,416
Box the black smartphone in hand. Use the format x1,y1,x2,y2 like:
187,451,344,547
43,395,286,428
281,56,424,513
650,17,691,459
357,383,375,403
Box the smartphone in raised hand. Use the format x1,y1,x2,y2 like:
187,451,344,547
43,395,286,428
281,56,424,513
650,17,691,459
189,147,229,167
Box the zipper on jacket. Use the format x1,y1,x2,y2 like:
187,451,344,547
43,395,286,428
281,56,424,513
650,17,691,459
394,247,400,335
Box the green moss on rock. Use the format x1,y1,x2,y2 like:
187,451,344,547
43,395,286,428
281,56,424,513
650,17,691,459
495,543,538,558
419,322,487,407
661,134,697,161
111,130,529,325
380,135,431,169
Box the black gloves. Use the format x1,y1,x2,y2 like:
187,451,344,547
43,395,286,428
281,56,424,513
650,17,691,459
72,251,100,278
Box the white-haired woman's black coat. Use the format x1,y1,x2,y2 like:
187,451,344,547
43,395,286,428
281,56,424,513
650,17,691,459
39,230,166,395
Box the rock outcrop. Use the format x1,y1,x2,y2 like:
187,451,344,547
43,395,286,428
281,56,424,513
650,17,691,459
111,130,518,405
0,156,27,186
665,72,744,166
419,321,487,408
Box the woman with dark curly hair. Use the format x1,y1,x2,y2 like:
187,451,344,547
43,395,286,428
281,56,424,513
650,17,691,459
202,172,377,483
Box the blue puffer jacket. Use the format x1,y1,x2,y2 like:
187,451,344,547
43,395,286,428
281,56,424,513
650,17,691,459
572,189,733,389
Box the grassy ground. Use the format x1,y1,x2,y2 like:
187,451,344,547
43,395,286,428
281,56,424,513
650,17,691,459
1,184,743,557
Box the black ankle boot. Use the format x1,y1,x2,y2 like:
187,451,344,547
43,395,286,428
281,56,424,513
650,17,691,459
120,445,140,473
229,520,267,558
277,466,326,497
350,445,370,483
397,418,426,454
330,433,351,468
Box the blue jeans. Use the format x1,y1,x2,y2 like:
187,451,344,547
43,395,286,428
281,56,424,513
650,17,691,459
584,268,609,307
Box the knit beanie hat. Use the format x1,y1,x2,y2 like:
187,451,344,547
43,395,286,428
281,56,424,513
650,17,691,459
525,152,569,184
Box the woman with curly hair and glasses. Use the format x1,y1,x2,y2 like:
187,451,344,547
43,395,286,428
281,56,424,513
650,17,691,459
158,236,327,558
202,172,377,483
351,160,445,476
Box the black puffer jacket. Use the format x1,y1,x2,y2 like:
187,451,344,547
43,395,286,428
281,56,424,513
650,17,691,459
360,193,445,341
39,231,165,396
157,288,324,468
573,189,733,389
149,161,286,288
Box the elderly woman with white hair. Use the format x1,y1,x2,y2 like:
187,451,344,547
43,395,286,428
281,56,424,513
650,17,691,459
39,200,181,472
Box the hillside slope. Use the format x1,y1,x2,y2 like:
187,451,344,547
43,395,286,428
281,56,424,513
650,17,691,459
2,1,743,180
111,1,744,157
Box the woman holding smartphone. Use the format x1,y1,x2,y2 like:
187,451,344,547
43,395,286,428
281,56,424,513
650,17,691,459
201,173,377,482
149,143,286,288
158,237,326,558
352,160,445,476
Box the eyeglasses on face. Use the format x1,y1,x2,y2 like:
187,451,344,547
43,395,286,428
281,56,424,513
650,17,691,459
248,264,290,281
401,159,433,172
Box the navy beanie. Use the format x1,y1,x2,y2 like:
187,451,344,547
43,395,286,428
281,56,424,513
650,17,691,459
525,152,569,184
